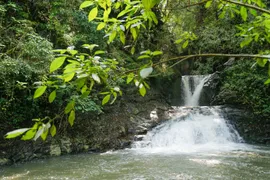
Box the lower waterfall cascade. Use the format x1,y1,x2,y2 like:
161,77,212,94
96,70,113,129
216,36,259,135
132,75,246,153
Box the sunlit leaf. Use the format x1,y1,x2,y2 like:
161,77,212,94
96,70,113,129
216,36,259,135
205,1,212,8
102,94,111,105
33,125,44,141
138,55,151,60
97,22,106,30
127,73,134,84
80,1,94,9
34,86,47,99
68,110,75,126
182,40,189,48
240,6,247,21
139,85,146,97
50,56,66,73
5,128,30,139
50,124,57,137
140,67,153,79
88,7,98,22
257,59,268,67
92,73,101,83
49,90,56,103
152,51,163,56
264,79,270,85
65,100,75,114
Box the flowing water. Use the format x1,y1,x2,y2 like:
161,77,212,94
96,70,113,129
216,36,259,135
1,75,270,179
181,75,210,106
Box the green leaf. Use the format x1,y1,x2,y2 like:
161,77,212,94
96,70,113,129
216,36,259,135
94,50,105,55
139,85,146,97
109,31,117,42
50,124,57,137
175,39,183,44
257,59,268,67
127,73,134,84
49,90,56,103
182,40,189,48
131,46,135,54
240,37,253,48
65,100,75,114
88,7,98,22
21,129,37,140
268,63,270,76
152,51,163,56
264,79,270,85
102,94,111,105
68,110,75,126
80,1,94,9
130,28,137,40
138,55,151,60
110,92,117,104
50,56,66,73
240,6,247,21
33,126,44,141
119,31,126,44
34,86,47,99
41,123,51,141
205,1,212,8
264,20,270,29
64,72,75,82
140,67,153,79
92,73,101,83
97,22,106,30
5,128,30,139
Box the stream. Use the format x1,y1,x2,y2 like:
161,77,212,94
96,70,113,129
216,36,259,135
1,145,270,179
1,75,270,179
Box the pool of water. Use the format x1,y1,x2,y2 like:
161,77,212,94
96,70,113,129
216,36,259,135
1,145,270,180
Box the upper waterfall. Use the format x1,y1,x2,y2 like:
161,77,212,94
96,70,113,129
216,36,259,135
181,75,210,106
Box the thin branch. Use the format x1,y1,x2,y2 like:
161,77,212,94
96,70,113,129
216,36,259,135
123,53,269,74
222,0,270,15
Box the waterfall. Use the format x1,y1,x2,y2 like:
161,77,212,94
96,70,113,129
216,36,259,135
181,75,210,106
132,74,245,153
132,107,244,153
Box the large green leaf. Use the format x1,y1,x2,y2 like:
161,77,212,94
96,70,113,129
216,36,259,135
34,86,47,99
240,6,247,21
88,7,98,22
80,1,94,9
5,128,30,139
50,56,67,73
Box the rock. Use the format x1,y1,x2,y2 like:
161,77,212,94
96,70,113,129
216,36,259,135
0,158,11,166
50,144,61,156
60,137,72,154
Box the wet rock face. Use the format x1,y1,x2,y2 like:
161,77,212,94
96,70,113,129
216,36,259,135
200,72,220,106
0,87,171,166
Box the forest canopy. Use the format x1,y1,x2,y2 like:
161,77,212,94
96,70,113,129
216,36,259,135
1,0,270,141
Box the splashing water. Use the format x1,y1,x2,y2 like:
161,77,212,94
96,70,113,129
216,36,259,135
133,106,245,154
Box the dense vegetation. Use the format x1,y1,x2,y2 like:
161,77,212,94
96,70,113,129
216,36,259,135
1,0,270,142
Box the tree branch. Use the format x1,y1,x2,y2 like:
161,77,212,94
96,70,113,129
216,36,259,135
157,53,269,66
124,53,269,74
221,0,270,14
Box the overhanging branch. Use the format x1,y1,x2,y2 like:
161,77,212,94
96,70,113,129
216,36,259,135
124,53,269,74
222,0,270,15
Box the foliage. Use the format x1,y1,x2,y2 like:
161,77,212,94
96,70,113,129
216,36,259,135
221,60,270,117
3,0,270,141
